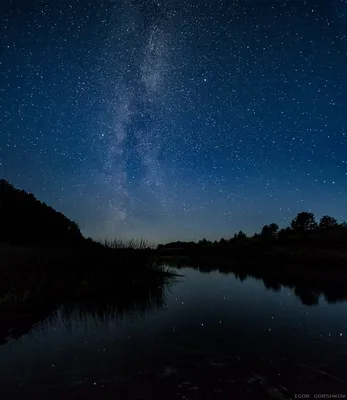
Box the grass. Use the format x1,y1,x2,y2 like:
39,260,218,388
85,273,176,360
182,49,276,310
102,237,156,250
0,239,178,344
0,238,172,311
2,233,347,342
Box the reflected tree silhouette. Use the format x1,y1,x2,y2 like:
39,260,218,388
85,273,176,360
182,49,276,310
294,286,320,306
262,278,281,292
171,262,347,306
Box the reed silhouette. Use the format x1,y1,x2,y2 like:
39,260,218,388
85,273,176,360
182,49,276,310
0,271,178,344
0,179,174,343
2,178,347,343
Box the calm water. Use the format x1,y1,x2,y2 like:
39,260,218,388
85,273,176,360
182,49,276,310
1,266,347,399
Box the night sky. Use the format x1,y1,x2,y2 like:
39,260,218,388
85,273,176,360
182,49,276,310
1,0,347,243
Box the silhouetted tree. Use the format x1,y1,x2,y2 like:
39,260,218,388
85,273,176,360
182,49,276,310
236,230,247,241
198,238,212,246
319,215,338,229
263,278,281,292
261,225,269,237
277,227,292,240
290,212,317,233
231,230,248,245
260,223,279,239
269,223,279,234
294,286,320,306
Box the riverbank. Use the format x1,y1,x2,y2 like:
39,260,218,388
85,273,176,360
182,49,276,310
0,241,176,343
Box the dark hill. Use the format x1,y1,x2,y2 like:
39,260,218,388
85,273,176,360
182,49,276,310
0,179,83,247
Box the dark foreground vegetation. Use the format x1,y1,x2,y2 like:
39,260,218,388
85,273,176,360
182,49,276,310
0,258,176,345
0,179,174,342
1,178,347,342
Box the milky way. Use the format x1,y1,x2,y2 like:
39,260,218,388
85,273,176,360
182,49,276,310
1,0,347,242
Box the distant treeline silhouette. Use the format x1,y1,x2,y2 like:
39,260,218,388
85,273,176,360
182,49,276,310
0,179,84,247
157,211,347,261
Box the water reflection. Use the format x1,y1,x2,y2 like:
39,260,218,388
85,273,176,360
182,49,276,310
1,266,347,399
0,273,179,344
58,278,175,326
169,260,347,306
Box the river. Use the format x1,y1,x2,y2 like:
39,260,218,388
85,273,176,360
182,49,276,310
1,266,347,399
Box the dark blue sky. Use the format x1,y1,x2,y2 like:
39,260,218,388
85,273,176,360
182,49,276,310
1,0,346,243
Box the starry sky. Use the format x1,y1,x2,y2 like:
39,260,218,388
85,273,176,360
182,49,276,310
1,0,347,243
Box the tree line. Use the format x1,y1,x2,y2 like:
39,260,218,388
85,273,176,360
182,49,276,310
0,179,83,247
1,179,346,252
158,212,347,250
